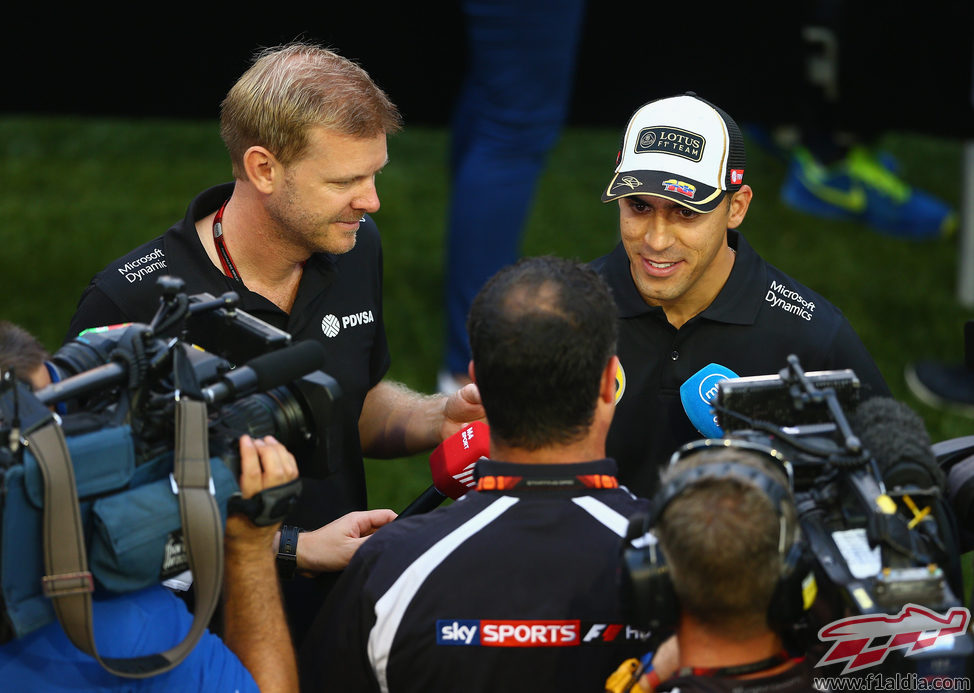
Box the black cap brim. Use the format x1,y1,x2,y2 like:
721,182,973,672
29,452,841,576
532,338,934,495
602,170,725,212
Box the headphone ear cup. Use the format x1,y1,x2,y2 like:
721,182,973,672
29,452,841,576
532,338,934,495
619,512,679,632
767,539,816,634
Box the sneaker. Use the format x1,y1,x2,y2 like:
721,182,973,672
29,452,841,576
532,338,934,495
780,146,957,240
904,360,974,417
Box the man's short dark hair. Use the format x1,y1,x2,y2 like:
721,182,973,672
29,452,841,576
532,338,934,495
467,255,617,450
656,447,798,637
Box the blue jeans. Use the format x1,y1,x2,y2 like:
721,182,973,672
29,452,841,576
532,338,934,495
442,0,587,376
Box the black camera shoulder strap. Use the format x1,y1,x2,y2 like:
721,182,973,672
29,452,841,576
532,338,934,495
27,396,224,678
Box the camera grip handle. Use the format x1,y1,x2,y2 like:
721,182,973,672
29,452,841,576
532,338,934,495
227,478,302,527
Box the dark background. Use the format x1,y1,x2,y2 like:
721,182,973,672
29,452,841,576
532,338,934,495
5,5,972,138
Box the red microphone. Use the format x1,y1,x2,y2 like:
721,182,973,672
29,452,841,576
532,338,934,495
399,421,490,517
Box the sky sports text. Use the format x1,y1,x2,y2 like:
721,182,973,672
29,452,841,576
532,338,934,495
436,620,651,647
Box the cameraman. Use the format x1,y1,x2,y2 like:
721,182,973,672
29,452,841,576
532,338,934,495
611,444,819,692
0,321,394,690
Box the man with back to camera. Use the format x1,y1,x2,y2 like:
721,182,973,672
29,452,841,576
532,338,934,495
298,255,653,692
0,320,396,690
64,42,485,644
607,441,820,692
589,92,890,498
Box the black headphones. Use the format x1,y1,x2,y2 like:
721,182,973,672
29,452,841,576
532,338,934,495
620,438,816,635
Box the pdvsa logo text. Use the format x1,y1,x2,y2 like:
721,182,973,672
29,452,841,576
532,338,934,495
320,309,374,338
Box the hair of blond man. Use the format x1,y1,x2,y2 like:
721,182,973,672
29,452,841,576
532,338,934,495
220,41,403,179
656,446,799,638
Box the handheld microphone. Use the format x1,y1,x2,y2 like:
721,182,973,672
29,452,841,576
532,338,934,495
679,363,739,438
399,420,490,518
202,340,327,404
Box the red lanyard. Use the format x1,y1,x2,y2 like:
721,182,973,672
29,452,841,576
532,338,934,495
212,198,241,281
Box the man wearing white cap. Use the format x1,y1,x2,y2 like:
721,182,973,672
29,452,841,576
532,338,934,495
590,92,890,498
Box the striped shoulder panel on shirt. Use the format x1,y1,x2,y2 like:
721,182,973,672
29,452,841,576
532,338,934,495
367,495,520,693
571,495,633,537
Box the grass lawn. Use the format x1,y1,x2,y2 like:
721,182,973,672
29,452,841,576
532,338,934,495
1,116,971,599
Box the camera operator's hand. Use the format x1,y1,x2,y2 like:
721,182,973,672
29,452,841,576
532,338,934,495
238,435,299,500
276,509,397,574
226,435,299,544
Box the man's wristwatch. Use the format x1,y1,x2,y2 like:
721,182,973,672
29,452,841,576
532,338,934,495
276,524,302,579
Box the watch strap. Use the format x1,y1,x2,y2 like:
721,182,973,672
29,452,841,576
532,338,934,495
276,524,302,579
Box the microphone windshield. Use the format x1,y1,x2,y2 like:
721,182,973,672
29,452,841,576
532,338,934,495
680,363,739,438
850,397,945,492
239,340,326,392
430,421,490,499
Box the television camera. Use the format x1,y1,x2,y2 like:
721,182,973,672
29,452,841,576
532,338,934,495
623,354,972,678
34,275,341,481
718,355,971,676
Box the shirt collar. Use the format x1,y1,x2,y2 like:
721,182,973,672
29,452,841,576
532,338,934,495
697,229,766,325
474,458,619,484
174,183,338,305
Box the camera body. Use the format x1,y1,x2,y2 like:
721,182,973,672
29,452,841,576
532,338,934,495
44,284,340,479
717,357,971,676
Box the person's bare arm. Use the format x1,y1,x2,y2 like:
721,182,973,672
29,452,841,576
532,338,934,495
222,435,299,693
273,508,398,574
358,379,485,458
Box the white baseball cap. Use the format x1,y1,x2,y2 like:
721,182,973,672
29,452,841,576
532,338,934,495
602,92,746,212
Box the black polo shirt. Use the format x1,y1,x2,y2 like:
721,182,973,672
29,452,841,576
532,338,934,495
590,230,890,498
67,183,391,528
300,458,653,693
